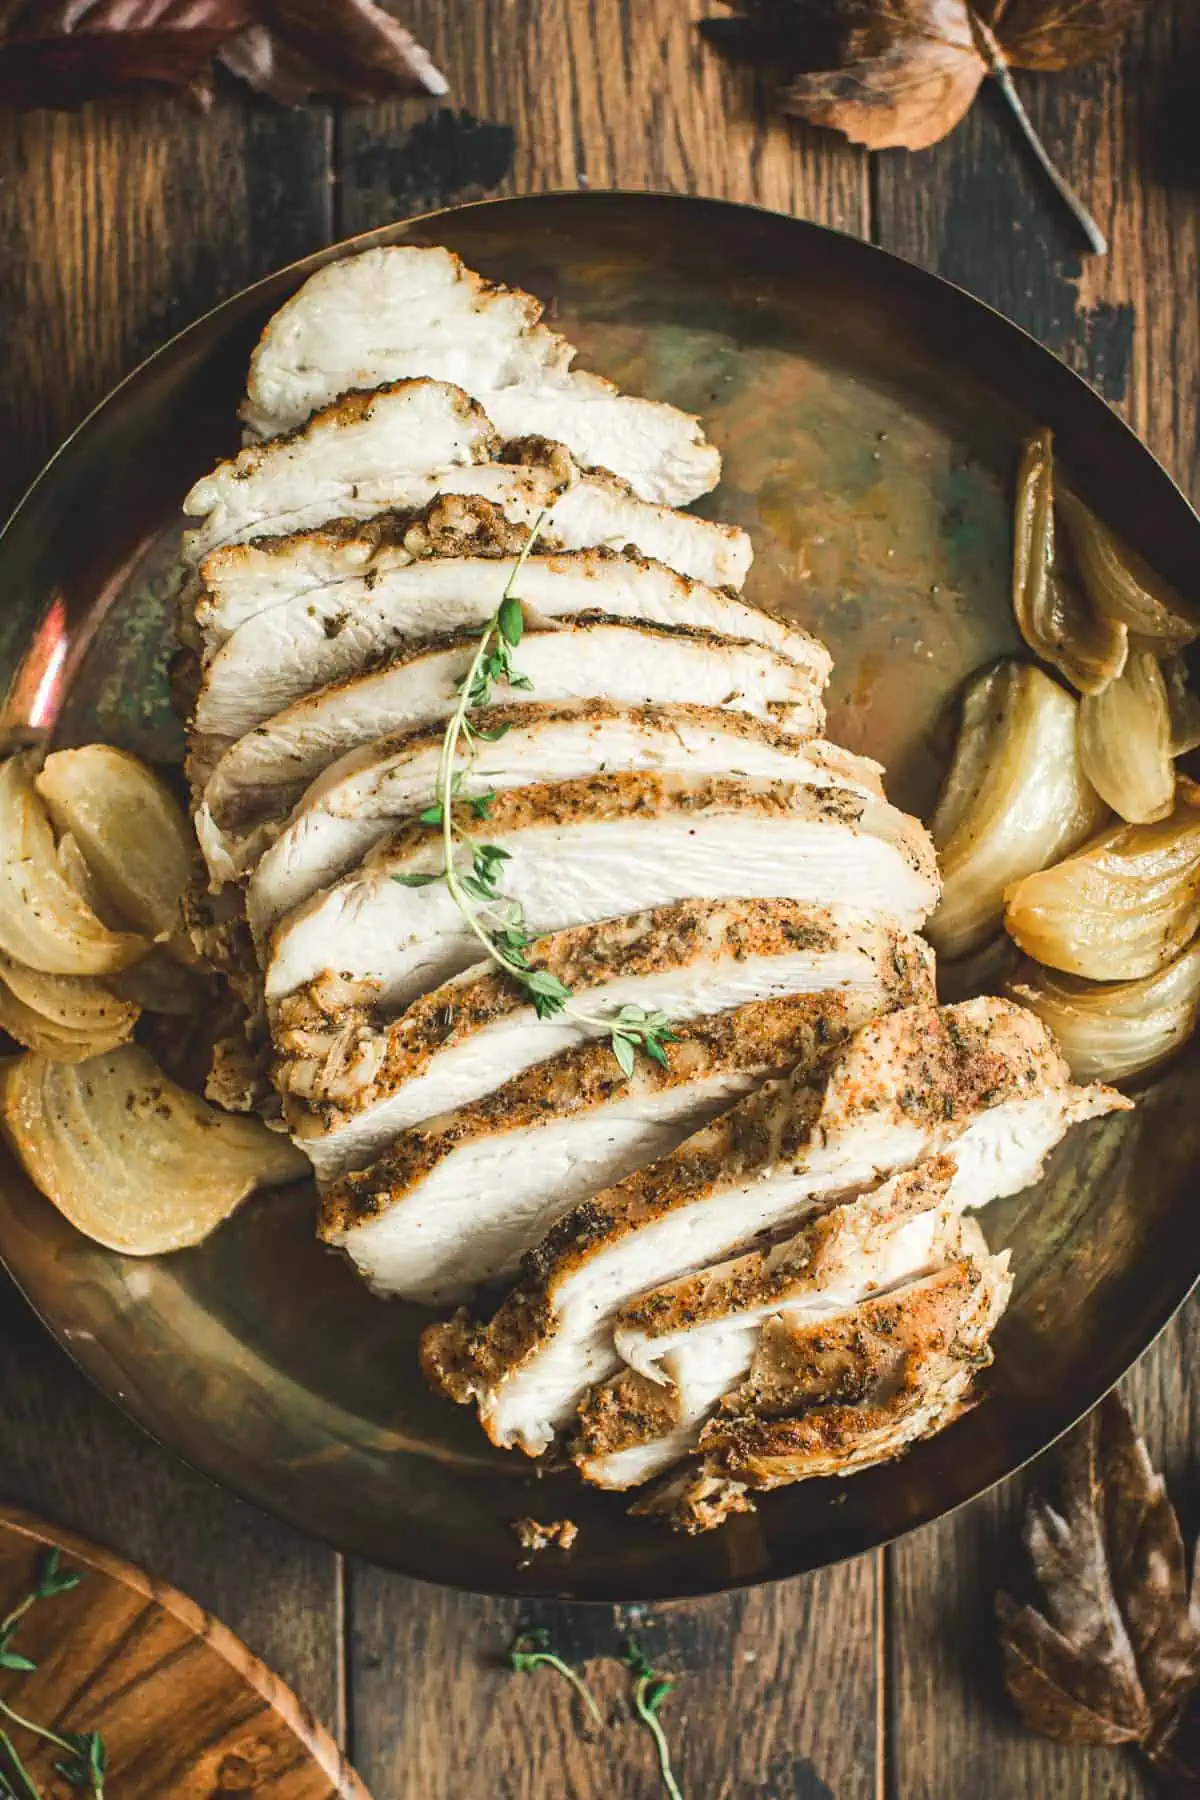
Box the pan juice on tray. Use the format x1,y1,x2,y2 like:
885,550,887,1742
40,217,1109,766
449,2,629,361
5,242,1165,1536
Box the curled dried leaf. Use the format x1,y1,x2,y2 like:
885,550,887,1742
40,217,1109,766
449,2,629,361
1058,488,1199,650
0,1045,309,1254
1012,430,1127,695
0,756,147,976
1077,650,1175,824
928,661,1106,959
35,746,193,942
997,1392,1200,1781
1005,787,1200,980
1006,944,1200,1083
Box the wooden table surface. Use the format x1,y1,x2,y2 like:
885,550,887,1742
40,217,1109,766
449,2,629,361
1,6,1197,1797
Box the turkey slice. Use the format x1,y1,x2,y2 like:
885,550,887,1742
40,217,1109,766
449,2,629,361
240,704,881,928
299,907,933,1183
637,1252,1012,1532
420,998,1127,1456
184,382,749,595
239,245,721,506
275,902,932,1180
198,621,834,888
318,988,914,1303
263,773,940,1005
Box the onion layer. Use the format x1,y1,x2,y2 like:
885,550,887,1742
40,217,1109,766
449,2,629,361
1058,488,1199,649
928,661,1107,959
1163,653,1200,756
35,747,193,942
0,953,139,1061
1077,650,1174,824
0,756,147,975
1005,787,1200,980
1012,432,1126,695
1008,945,1200,1083
0,1044,309,1254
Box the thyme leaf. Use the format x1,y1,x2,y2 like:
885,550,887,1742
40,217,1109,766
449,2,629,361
0,1552,106,1798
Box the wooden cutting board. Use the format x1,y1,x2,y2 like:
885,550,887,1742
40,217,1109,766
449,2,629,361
0,1505,368,1797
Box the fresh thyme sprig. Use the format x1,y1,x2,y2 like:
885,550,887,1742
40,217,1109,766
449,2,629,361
394,513,678,1076
622,1639,683,1800
508,1629,604,1731
0,1549,106,1800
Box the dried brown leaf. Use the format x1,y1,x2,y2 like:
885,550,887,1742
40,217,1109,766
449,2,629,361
997,1393,1200,1783
704,0,1150,151
0,0,445,107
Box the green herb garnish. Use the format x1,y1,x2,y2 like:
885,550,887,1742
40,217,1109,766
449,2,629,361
0,1549,106,1799
623,1639,683,1800
395,513,678,1075
508,1628,604,1730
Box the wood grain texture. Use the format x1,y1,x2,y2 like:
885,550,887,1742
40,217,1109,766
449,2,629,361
347,1559,878,1800
333,0,867,236
0,1505,365,1796
875,9,1200,1797
0,94,333,516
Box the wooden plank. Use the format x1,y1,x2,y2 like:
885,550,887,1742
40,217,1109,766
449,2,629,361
334,0,868,234
0,1506,364,1797
874,6,1199,1795
338,7,879,1796
0,88,344,1738
347,1558,879,1800
0,94,334,517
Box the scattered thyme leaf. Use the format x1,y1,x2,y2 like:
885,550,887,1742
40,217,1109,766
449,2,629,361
497,592,525,647
391,870,442,888
0,1552,107,1797
508,1629,604,1731
622,1639,684,1800
469,790,496,820
612,1033,637,1078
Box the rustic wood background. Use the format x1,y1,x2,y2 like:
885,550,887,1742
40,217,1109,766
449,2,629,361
1,4,1197,1795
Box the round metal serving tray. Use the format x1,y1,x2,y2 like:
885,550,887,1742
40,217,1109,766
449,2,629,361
1,192,1197,1602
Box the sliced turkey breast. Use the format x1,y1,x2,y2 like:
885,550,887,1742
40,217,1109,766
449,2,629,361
240,705,881,930
574,1159,965,1489
190,544,826,778
275,903,933,1180
319,990,916,1303
185,386,749,593
193,497,800,664
637,1251,1012,1532
197,616,835,884
263,773,940,1006
420,997,1126,1456
239,245,721,506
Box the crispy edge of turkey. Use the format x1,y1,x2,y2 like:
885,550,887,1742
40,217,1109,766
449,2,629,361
275,901,931,1135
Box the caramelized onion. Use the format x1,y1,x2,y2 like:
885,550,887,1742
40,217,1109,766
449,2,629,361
0,1045,309,1254
1008,945,1200,1083
1005,788,1200,979
1012,432,1126,695
1163,653,1200,757
928,662,1107,959
1077,650,1174,824
0,953,138,1061
35,746,193,942
1058,488,1199,649
0,756,147,975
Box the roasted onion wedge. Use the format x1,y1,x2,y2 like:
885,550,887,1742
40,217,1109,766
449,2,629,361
1058,488,1199,649
1077,650,1174,824
0,953,138,1061
1012,432,1127,695
1008,945,1200,1083
0,1045,309,1254
1005,788,1200,980
0,756,146,975
35,747,193,942
928,662,1107,959
1163,653,1200,757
